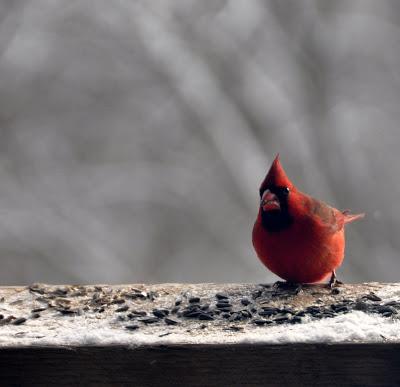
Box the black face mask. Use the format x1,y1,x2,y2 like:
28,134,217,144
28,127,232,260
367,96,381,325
260,186,293,232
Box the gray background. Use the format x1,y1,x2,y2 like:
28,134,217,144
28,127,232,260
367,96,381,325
0,0,398,284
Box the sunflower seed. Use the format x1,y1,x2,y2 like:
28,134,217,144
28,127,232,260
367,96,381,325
125,324,139,331
139,317,159,324
165,318,179,325
12,318,26,325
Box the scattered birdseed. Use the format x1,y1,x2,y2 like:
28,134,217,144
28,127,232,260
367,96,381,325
147,291,158,301
261,306,279,312
112,299,125,305
384,301,400,307
218,307,233,313
183,311,202,318
51,288,68,297
129,310,147,317
258,310,276,317
354,301,369,311
125,324,139,331
279,308,295,315
58,309,80,315
5,283,400,339
126,292,146,300
363,293,382,302
229,313,242,322
0,316,14,325
375,306,397,315
225,326,244,331
35,297,50,304
274,316,289,324
252,290,263,299
165,318,179,325
216,302,232,309
10,299,24,306
216,298,230,304
139,317,159,324
153,309,168,318
240,310,252,319
12,318,26,325
115,305,129,313
253,319,269,326
29,285,45,295
241,298,251,306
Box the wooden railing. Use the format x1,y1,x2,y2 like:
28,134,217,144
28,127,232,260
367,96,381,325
0,283,399,386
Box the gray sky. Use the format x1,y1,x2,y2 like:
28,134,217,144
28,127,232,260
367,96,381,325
0,0,399,284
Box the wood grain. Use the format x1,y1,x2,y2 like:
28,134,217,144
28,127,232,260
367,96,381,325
0,343,399,386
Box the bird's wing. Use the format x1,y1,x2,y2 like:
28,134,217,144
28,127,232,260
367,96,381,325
303,195,345,233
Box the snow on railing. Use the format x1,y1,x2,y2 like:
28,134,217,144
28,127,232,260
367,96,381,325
0,283,399,385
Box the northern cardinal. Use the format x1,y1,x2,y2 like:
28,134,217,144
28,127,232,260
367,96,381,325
252,155,364,285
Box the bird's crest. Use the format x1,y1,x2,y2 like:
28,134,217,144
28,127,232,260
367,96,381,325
260,154,294,192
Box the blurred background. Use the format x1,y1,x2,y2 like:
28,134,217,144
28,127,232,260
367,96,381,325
0,0,398,284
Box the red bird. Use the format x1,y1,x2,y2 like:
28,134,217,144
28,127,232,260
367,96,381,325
252,155,364,285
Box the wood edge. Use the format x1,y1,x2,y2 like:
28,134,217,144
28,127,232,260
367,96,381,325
1,342,400,350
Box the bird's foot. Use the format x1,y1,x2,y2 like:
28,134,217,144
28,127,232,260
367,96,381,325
328,271,343,289
273,281,302,293
273,280,287,289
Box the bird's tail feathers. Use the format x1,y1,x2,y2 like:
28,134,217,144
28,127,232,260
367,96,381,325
342,210,365,224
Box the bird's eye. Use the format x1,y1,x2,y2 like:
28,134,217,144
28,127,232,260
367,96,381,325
283,187,290,195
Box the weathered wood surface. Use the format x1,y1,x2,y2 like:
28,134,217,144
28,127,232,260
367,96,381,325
1,343,400,386
0,283,399,386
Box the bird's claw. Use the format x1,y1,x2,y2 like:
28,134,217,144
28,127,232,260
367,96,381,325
273,281,287,289
328,271,343,289
273,281,302,292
